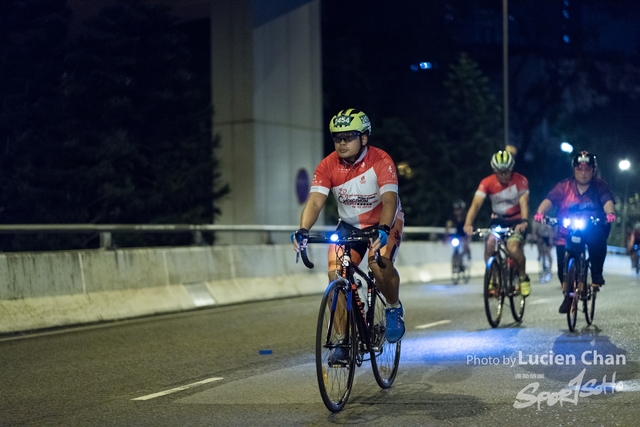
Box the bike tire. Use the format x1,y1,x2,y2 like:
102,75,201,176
451,251,462,285
316,280,356,412
566,258,578,332
509,269,526,323
484,257,504,328
461,255,471,284
584,285,597,325
369,287,400,389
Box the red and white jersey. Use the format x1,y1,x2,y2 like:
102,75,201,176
310,146,399,229
475,172,529,219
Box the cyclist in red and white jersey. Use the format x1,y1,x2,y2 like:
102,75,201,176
292,108,405,344
463,150,531,296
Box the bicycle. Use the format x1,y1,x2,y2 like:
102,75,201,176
450,235,470,285
295,229,401,412
475,225,526,328
545,216,599,332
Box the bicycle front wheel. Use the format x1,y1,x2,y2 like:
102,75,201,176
370,287,400,389
566,258,578,332
509,271,526,323
316,280,356,412
484,257,504,328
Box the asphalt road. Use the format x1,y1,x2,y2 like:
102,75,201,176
2,271,640,426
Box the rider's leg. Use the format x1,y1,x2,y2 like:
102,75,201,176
369,258,399,304
586,226,609,285
506,239,526,277
484,235,497,262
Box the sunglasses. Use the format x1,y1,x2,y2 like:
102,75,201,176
574,163,593,172
332,131,361,143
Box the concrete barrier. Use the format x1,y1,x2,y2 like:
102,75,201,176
0,242,634,334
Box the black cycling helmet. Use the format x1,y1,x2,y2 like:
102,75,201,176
572,150,597,170
453,199,466,210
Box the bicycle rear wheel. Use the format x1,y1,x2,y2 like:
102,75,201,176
451,251,462,284
370,287,400,389
509,270,526,322
484,258,504,328
461,254,471,284
316,280,356,412
566,258,578,332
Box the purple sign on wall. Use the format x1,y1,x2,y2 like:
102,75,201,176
295,168,310,204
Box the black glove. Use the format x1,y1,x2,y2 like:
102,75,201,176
292,228,309,244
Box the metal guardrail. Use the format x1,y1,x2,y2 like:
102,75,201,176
0,224,446,249
0,224,626,253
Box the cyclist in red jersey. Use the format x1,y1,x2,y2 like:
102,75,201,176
292,108,405,344
464,150,531,296
626,222,640,271
533,151,616,313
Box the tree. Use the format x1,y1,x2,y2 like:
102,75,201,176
1,0,228,250
431,53,503,226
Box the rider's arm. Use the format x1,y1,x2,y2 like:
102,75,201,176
299,192,328,230
603,200,615,216
464,194,485,235
378,191,398,230
515,192,530,232
535,199,553,216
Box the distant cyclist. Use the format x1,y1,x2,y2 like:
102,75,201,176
464,150,531,296
533,150,615,314
445,199,471,262
627,222,640,272
531,219,555,281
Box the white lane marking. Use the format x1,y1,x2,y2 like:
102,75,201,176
132,377,223,401
528,298,552,305
415,320,452,329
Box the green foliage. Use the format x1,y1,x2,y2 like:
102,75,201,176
0,0,228,250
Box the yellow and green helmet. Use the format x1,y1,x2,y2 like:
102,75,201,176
329,109,371,135
490,150,515,171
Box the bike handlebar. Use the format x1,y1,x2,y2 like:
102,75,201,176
541,216,601,228
473,226,515,238
295,230,386,269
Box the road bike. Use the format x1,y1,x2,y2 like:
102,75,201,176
545,216,599,332
475,226,526,328
450,235,470,285
633,244,640,275
295,229,401,412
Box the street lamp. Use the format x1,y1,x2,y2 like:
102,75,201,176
619,160,631,245
560,142,573,153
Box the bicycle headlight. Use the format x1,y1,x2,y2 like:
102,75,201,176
330,233,339,242
451,237,460,247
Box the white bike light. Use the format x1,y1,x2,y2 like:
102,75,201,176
330,233,339,242
451,237,460,247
